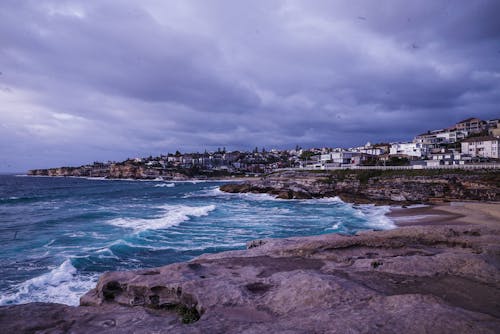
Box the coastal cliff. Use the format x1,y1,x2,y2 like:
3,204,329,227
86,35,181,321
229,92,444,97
1,208,499,333
220,169,500,204
28,164,191,180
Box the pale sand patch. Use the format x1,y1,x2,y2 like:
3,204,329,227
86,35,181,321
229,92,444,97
436,202,500,227
389,202,500,227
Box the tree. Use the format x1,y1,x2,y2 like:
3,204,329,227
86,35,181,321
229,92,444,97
300,151,315,160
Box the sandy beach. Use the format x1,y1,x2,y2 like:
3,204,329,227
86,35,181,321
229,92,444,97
389,202,500,227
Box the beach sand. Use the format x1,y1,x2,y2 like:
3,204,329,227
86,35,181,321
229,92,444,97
389,202,500,227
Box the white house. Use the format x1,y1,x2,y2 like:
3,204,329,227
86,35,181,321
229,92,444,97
351,142,386,156
331,151,360,165
435,130,468,143
390,142,429,158
428,151,471,165
461,136,500,159
414,129,468,146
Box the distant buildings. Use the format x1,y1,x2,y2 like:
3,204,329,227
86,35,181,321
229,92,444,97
80,116,500,175
299,117,499,170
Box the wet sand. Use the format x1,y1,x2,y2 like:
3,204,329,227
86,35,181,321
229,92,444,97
389,202,500,227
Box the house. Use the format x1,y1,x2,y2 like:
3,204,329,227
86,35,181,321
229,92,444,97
331,151,363,166
414,129,468,146
454,118,487,134
351,142,387,156
435,129,468,143
414,130,445,146
488,120,500,137
428,150,471,166
389,142,430,158
461,136,500,159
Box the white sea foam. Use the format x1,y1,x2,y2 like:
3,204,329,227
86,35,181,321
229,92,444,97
182,186,224,198
106,204,216,232
331,222,342,230
355,204,395,230
301,196,344,204
154,183,175,188
0,260,98,306
391,214,442,222
404,204,430,209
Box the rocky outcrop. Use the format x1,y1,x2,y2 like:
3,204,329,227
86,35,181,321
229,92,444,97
1,223,499,333
28,164,190,180
220,169,500,204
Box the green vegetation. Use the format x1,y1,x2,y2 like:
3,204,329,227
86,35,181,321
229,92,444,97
385,156,410,166
300,151,316,160
161,303,201,324
313,168,498,185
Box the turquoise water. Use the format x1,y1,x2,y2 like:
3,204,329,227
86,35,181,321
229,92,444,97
0,175,394,305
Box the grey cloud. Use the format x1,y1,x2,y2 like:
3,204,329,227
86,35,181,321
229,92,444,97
0,0,499,172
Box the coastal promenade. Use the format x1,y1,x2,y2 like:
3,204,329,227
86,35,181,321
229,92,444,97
277,163,500,171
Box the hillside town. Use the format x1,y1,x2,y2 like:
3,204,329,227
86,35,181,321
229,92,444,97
29,117,500,179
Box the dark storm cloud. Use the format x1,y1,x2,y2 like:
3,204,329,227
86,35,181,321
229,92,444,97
0,0,499,171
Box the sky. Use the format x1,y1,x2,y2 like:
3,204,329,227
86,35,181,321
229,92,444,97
1,0,499,172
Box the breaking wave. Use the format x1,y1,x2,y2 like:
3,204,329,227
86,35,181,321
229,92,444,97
106,204,216,232
154,183,175,188
0,260,97,306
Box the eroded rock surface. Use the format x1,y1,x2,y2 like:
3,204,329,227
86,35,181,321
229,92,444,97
220,170,500,204
2,224,499,333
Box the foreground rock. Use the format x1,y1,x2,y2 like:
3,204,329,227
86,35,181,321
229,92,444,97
220,169,500,204
1,221,499,333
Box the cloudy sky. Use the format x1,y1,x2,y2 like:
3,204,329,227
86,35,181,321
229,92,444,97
1,0,499,172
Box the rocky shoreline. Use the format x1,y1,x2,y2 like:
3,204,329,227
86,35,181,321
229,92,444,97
219,169,500,204
1,202,499,333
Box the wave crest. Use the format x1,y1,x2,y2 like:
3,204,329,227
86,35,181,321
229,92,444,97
107,204,216,231
0,260,97,306
154,183,175,188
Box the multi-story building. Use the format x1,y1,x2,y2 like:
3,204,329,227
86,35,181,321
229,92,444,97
461,136,499,159
435,130,468,143
389,142,429,158
415,129,468,146
454,118,487,134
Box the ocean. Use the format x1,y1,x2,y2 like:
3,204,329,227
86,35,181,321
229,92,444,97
0,175,394,306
